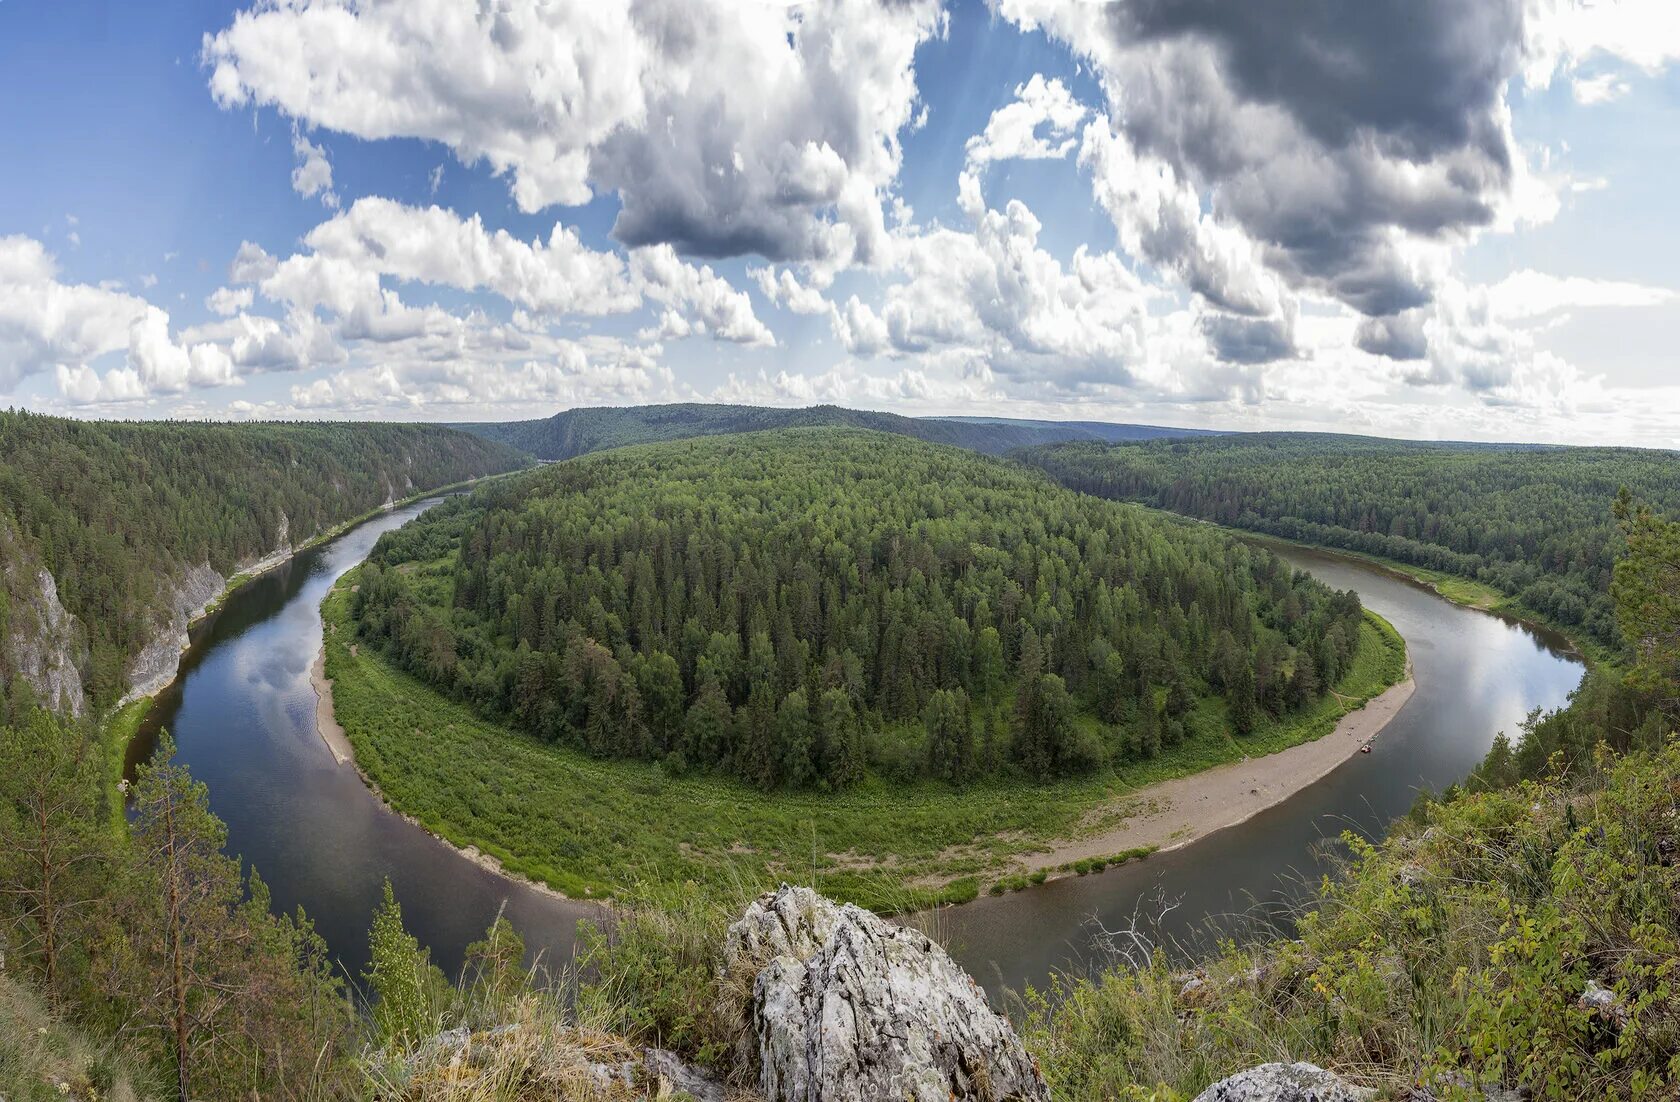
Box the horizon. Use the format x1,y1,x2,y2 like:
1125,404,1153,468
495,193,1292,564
2,1,1678,448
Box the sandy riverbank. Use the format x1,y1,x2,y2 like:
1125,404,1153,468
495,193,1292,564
310,643,355,765
1017,659,1417,875
310,636,585,907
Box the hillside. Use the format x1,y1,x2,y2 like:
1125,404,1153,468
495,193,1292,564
0,411,528,712
449,402,1216,461
1020,432,1680,650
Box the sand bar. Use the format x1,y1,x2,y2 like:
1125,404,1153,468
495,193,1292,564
1018,658,1417,874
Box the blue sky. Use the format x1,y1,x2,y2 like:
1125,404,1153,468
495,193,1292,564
1,0,1676,445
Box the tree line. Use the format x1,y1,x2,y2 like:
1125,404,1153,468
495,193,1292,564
0,410,527,709
352,428,1368,790
1020,432,1680,649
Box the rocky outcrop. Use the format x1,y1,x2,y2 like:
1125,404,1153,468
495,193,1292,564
121,562,226,705
0,515,90,715
723,885,1048,1102
1194,1062,1374,1102
121,515,297,705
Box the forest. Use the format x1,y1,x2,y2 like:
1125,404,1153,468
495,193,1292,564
351,428,1368,791
1020,432,1680,649
0,411,526,708
450,401,1214,461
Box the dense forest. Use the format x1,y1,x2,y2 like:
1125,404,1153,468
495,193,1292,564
352,428,1366,790
450,401,1217,461
0,411,527,708
1020,433,1680,648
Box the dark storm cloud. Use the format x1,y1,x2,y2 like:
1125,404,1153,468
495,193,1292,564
1072,0,1525,357
1355,312,1429,361
1200,313,1295,365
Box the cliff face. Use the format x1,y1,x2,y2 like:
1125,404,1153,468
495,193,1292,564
120,561,228,706
0,515,89,715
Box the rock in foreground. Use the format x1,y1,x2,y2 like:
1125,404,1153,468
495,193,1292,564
1194,1062,1374,1102
724,884,1049,1102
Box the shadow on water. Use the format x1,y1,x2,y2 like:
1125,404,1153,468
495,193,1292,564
132,507,1584,998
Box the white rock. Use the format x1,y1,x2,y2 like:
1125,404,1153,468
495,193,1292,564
1194,1061,1374,1102
729,884,1048,1102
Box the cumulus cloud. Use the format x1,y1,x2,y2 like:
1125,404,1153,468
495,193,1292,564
0,235,236,402
300,197,640,316
206,285,255,317
263,197,773,345
964,74,1087,168
290,128,338,207
631,245,775,346
1524,0,1680,91
998,0,1535,362
204,0,942,267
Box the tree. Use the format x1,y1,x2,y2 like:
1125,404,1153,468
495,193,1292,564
1613,492,1680,718
0,705,110,1003
463,911,530,1012
365,878,442,1049
818,688,865,789
776,690,816,789
923,688,975,786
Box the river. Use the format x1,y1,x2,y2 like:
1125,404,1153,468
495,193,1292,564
130,501,1585,995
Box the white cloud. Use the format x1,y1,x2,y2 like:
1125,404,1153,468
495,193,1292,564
206,285,255,317
229,240,278,284
1525,0,1680,88
0,235,236,401
299,197,639,316
752,266,831,315
204,0,943,267
1485,269,1673,319
1571,72,1631,104
964,74,1087,168
291,128,338,207
631,246,775,347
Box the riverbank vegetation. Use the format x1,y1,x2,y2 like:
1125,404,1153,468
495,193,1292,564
0,411,528,711
1020,433,1680,653
351,429,1375,794
323,580,1401,909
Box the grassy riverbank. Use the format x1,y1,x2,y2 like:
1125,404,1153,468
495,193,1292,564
320,578,1405,913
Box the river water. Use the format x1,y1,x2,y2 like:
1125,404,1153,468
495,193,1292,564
132,502,1585,994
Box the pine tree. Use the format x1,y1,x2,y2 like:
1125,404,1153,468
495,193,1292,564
0,705,109,1003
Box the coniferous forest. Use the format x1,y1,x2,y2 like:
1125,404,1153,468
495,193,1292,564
1020,433,1680,649
351,428,1368,790
0,411,527,707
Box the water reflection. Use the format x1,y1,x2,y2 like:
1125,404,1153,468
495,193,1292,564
132,498,599,985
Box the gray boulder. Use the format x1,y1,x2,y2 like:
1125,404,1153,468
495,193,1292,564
725,884,1049,1102
1195,1062,1374,1102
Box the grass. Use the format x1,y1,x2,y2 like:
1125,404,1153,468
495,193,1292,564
321,580,1406,914
0,971,155,1102
1020,739,1680,1100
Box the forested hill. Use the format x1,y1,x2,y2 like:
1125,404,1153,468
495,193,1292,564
449,402,1217,461
0,411,528,711
353,428,1370,791
1019,432,1680,648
